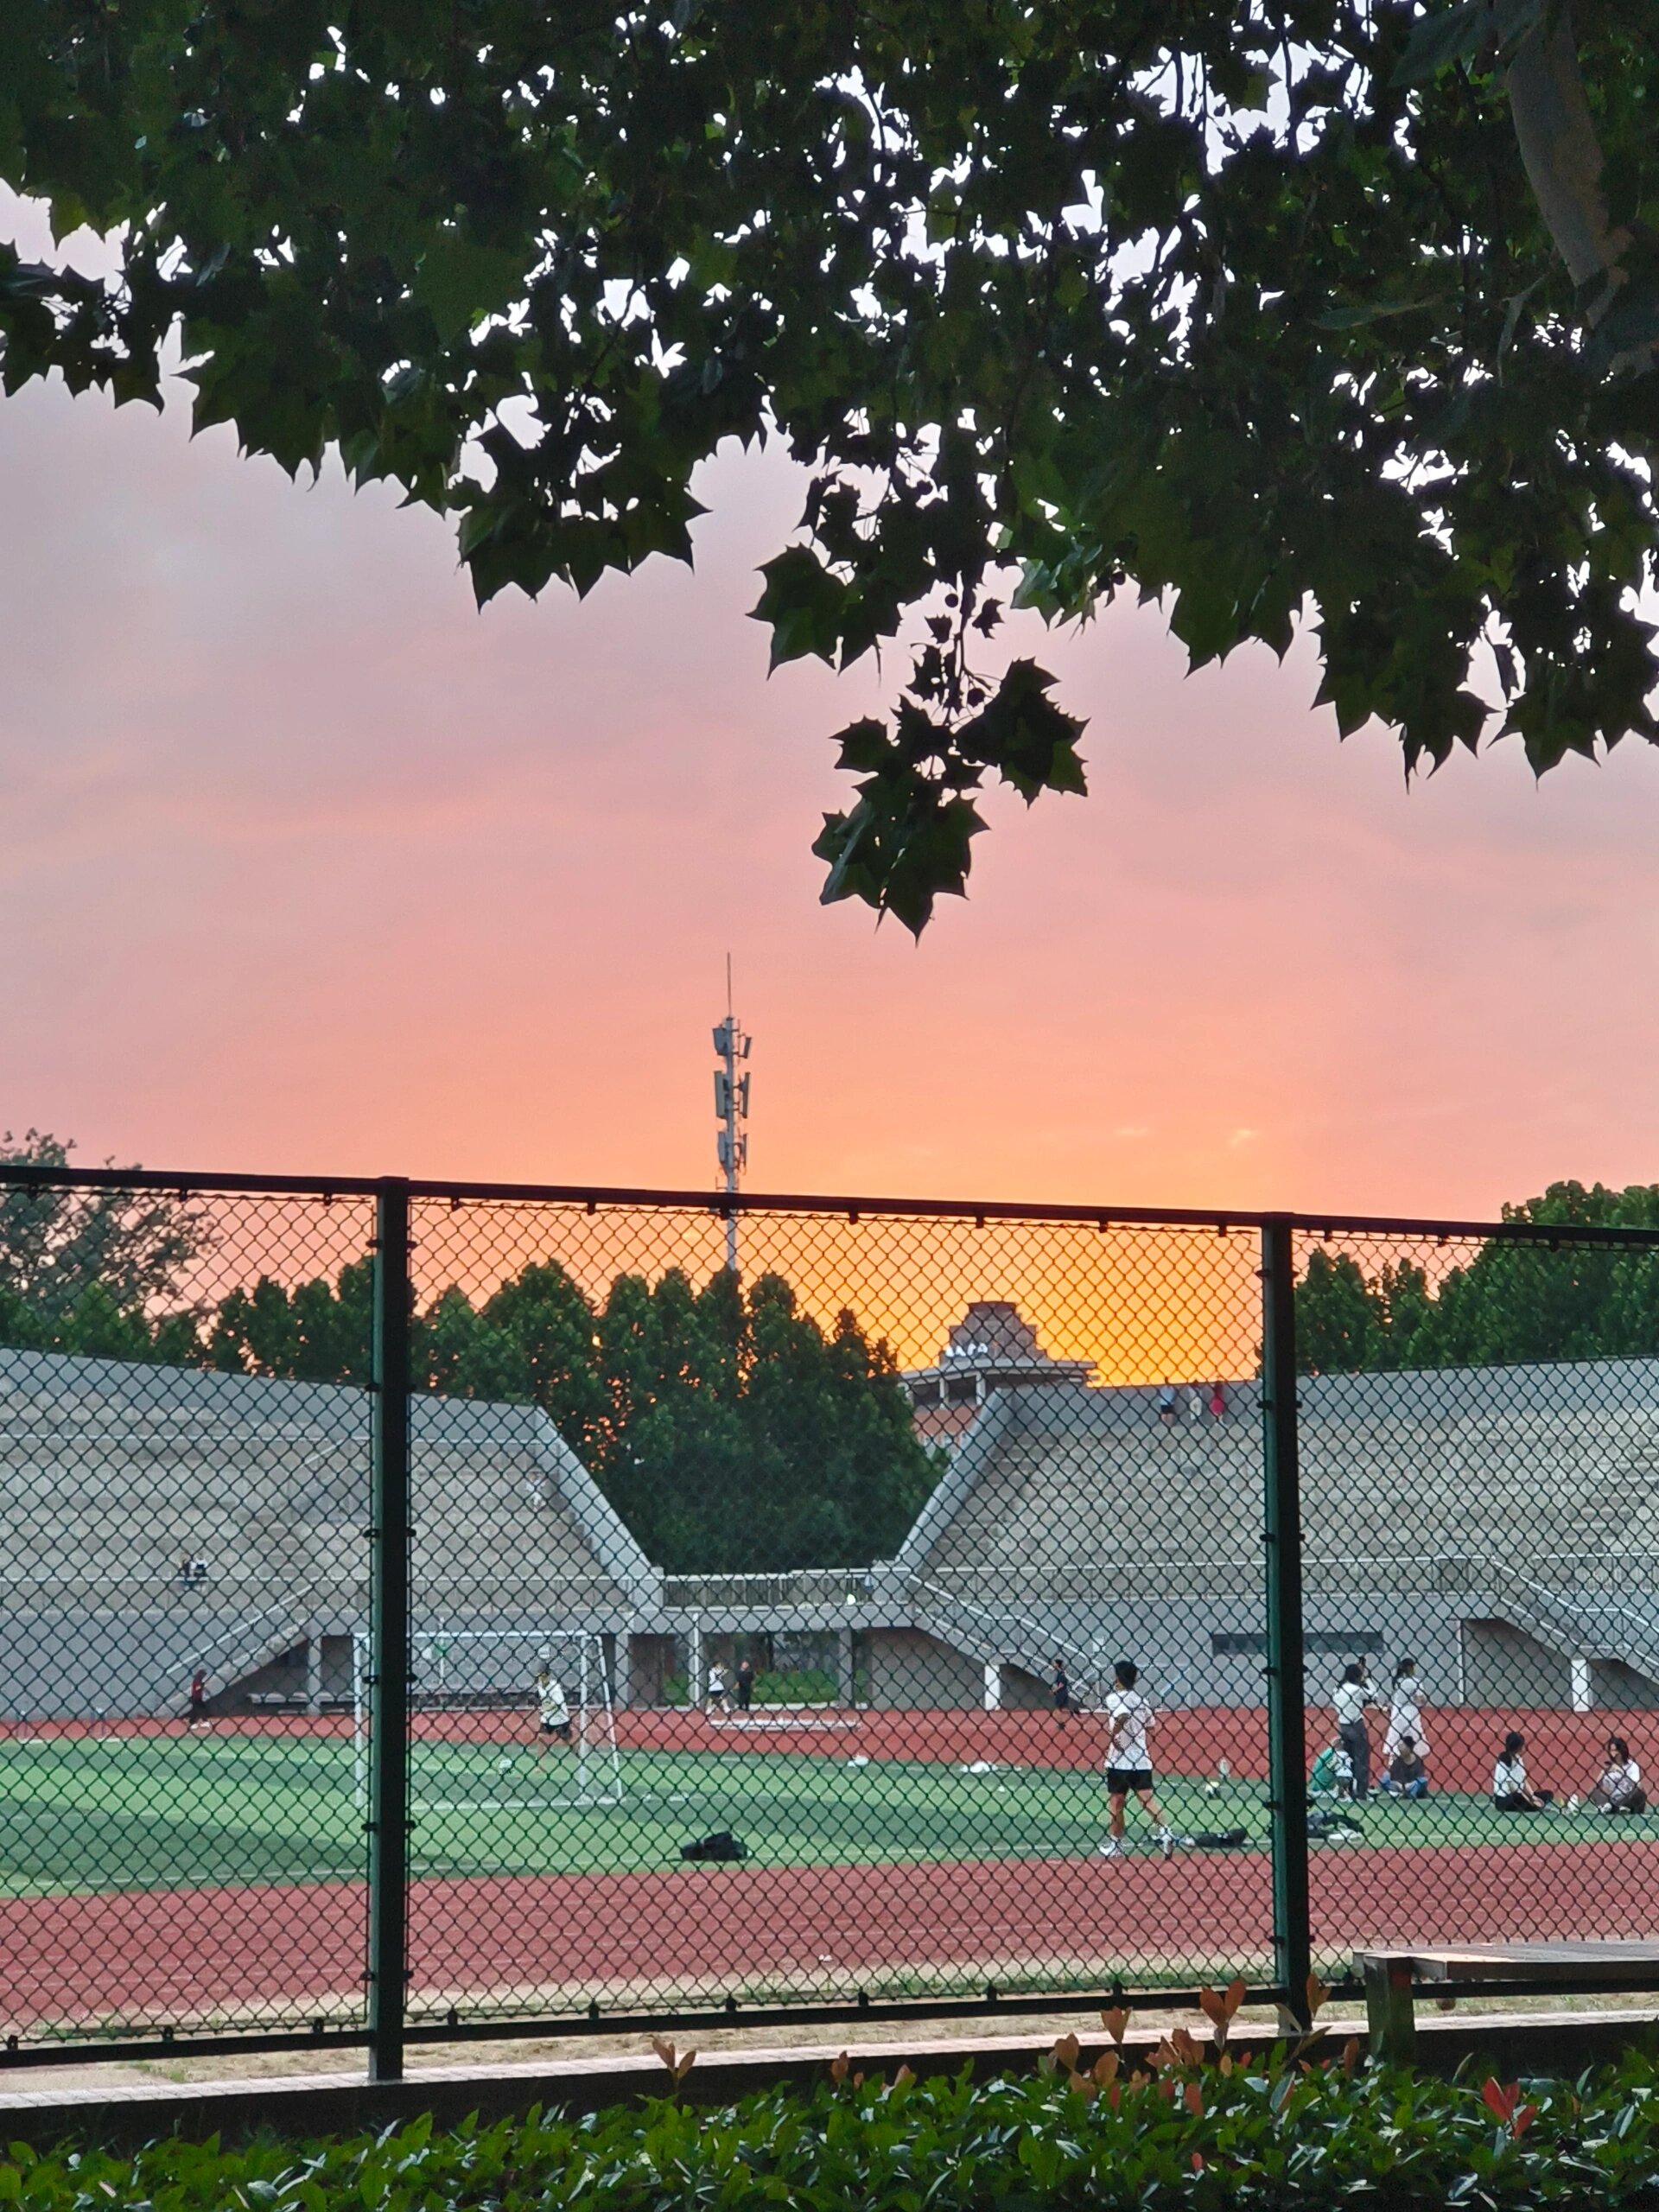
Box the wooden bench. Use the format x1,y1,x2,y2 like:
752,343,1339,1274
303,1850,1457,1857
1356,1942,1659,2063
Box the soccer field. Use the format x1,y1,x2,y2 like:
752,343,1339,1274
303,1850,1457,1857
0,1728,1648,1897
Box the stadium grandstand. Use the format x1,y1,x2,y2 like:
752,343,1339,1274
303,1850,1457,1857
0,1345,656,1724
3,1325,1659,1726
885,1334,1659,1715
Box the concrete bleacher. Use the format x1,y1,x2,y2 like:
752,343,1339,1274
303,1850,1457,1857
10,1335,1659,1724
0,1347,657,1720
877,1359,1659,1712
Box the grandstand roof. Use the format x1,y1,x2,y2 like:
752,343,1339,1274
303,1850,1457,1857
903,1300,1095,1442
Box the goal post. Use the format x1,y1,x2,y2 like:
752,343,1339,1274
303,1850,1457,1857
353,1626,624,1808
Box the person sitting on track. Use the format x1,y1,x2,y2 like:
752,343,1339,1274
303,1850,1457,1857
1591,1735,1648,1815
1309,1741,1351,1799
1493,1730,1555,1811
1378,1735,1428,1799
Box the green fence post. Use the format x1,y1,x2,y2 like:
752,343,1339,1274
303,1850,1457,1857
368,1178,412,2082
1261,1214,1312,2017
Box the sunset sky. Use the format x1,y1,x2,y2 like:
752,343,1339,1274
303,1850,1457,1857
3,212,1657,1224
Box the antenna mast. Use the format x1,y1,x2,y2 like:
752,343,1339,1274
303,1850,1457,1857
712,956,751,1274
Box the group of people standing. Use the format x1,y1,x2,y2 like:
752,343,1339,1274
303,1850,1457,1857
1332,1658,1426,1802
1155,1383,1229,1425
705,1658,756,1713
1328,1658,1649,1816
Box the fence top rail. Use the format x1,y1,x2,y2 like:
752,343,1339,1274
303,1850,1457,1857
0,1160,1656,1249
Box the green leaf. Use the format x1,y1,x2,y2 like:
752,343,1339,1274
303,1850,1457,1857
750,547,850,669
1391,1,1489,86
956,661,1089,803
411,232,526,345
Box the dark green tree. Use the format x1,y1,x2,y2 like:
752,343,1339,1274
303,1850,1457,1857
737,1289,937,1566
421,1261,613,1459
4,4,1656,929
0,1131,210,1358
1375,1260,1436,1367
1294,1248,1383,1375
208,1257,373,1383
1297,1183,1659,1371
588,1265,937,1570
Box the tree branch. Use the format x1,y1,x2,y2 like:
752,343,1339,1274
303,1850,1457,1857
1504,5,1633,321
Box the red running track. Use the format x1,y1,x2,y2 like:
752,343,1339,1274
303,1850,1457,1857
6,1835,1659,2035
12,1706,1652,1802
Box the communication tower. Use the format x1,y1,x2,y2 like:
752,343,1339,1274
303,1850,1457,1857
712,957,751,1274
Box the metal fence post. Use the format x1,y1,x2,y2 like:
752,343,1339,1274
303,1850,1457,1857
1261,1214,1312,2015
368,1178,412,2082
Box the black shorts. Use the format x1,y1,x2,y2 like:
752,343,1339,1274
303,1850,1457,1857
540,1720,572,1739
1107,1767,1154,1795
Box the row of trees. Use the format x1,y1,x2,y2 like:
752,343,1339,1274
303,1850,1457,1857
1295,1183,1659,1375
0,1136,937,1571
213,1255,938,1571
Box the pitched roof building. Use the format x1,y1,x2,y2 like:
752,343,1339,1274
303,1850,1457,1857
902,1300,1094,1441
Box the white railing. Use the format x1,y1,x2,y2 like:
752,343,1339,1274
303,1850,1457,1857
1484,1566,1659,1680
908,1579,1113,1701
662,1569,874,1611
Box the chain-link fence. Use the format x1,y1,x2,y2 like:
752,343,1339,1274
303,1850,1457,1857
2,1168,1658,2074
400,1197,1269,2046
0,1176,378,2063
1289,1220,1659,1988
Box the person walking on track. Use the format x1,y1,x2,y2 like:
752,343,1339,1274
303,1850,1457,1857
1101,1660,1174,1859
186,1668,210,1732
1334,1662,1376,1801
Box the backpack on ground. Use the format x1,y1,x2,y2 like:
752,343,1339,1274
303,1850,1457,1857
680,1829,748,1862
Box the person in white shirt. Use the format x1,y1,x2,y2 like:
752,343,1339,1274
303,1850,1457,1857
1333,1662,1377,1802
1492,1730,1554,1810
1101,1660,1174,1860
1382,1659,1428,1765
706,1661,729,1713
1591,1735,1648,1815
534,1665,571,1757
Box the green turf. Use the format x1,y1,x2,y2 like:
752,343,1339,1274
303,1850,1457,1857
0,1734,1649,1897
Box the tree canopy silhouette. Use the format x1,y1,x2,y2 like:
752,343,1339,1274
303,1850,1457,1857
5,3,1656,927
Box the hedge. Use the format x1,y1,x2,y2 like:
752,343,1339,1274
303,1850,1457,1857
9,2032,1659,2209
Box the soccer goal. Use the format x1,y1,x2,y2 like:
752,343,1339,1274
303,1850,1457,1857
353,1627,624,1809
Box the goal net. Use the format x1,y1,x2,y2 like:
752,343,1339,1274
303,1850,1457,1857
351,1627,624,1808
